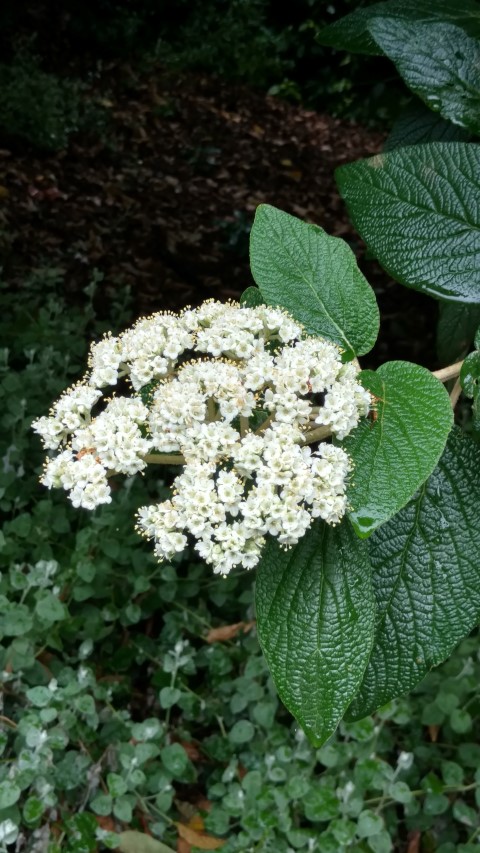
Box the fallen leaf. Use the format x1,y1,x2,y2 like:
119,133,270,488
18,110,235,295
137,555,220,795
95,815,116,833
178,740,202,762
205,620,255,644
428,725,440,742
175,823,226,850
118,830,176,853
407,830,421,853
286,170,303,182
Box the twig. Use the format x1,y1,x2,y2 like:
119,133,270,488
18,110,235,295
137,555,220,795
449,376,462,409
432,360,464,383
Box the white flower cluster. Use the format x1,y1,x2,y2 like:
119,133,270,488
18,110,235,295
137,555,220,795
33,300,371,574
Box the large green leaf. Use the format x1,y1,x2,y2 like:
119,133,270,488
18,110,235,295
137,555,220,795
369,20,480,135
317,0,480,56
249,204,379,359
385,101,470,153
339,361,453,538
437,303,480,364
336,142,480,302
255,521,374,746
347,428,480,720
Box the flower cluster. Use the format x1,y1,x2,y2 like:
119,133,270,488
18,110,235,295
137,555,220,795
33,300,371,574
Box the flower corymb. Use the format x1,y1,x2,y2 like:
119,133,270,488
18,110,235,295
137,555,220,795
33,299,371,574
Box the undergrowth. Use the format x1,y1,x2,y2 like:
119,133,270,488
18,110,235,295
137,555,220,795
0,271,479,852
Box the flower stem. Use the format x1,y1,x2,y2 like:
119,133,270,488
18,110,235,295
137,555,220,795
144,453,185,465
303,424,333,445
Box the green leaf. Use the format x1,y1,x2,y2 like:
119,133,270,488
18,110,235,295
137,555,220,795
159,686,181,709
460,351,480,397
35,592,66,623
369,20,480,135
437,303,480,364
90,793,112,816
161,743,189,778
385,101,469,153
228,720,255,744
249,204,379,358
22,797,44,824
0,782,20,809
107,773,128,798
347,429,480,719
357,811,384,838
316,0,480,55
461,351,480,434
0,604,33,637
303,785,339,822
336,142,480,302
240,286,265,307
113,796,133,822
26,686,52,707
255,521,375,746
340,361,452,537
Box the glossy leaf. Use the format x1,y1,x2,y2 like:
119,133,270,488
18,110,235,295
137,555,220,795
460,351,480,398
255,521,374,746
385,100,469,153
347,429,480,719
369,20,480,135
316,0,480,55
249,204,379,358
339,361,452,538
336,142,480,302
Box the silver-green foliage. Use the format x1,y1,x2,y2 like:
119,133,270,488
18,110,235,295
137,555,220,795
2,273,480,852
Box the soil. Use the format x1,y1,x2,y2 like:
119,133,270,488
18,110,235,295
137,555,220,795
0,61,437,368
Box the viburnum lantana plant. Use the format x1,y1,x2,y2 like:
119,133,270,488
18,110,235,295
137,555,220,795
34,194,480,745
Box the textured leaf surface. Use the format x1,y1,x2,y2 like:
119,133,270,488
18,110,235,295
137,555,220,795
370,20,480,135
340,361,453,537
347,429,480,719
385,101,469,153
249,204,379,358
316,0,480,55
436,303,480,364
336,143,480,302
255,521,374,746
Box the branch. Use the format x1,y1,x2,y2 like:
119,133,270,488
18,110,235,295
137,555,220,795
432,360,464,383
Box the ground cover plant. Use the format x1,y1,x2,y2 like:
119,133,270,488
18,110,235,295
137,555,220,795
3,0,480,849
2,272,480,853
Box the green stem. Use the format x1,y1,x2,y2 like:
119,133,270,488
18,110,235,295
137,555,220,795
365,780,479,810
144,453,185,465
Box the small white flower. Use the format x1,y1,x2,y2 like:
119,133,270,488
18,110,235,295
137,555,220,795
35,299,370,573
